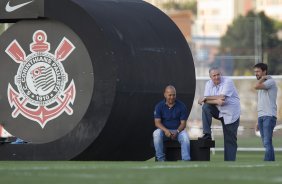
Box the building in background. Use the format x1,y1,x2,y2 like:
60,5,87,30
144,0,195,39
146,0,282,40
256,0,282,21
195,0,255,38
144,0,193,9
146,0,255,39
193,0,256,76
167,10,194,42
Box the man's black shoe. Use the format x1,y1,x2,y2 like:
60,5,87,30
198,134,212,140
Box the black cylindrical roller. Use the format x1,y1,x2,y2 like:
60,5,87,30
0,0,195,161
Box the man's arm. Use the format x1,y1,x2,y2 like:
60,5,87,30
154,118,172,138
199,80,226,106
198,95,225,106
254,76,268,90
171,120,186,140
177,120,187,132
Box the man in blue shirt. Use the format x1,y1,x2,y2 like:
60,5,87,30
153,85,191,161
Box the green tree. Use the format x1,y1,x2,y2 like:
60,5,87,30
161,1,197,15
220,11,282,75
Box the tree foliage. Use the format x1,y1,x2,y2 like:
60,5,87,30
220,11,282,75
161,1,197,15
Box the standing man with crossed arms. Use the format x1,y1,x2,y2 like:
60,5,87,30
253,63,277,161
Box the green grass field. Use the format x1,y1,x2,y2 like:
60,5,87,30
0,152,282,184
212,135,282,148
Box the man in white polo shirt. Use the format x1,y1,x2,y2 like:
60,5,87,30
198,67,240,161
253,63,277,161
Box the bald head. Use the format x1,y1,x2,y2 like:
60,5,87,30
164,85,176,105
164,85,176,93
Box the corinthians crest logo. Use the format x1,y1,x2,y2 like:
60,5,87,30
6,30,76,128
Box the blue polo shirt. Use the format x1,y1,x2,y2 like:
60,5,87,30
154,99,188,129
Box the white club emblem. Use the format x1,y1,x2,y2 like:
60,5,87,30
6,30,76,128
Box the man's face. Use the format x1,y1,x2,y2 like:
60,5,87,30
254,67,266,80
209,69,221,85
164,88,176,105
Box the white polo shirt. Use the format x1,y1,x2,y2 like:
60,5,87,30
204,76,241,124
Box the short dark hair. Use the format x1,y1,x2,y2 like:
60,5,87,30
253,63,268,73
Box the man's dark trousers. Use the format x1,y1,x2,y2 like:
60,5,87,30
202,104,239,161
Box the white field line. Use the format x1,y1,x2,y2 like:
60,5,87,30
132,164,281,170
0,164,281,172
213,147,282,151
196,75,282,80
